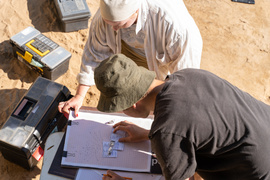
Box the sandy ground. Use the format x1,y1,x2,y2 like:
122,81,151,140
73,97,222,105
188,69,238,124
0,0,269,179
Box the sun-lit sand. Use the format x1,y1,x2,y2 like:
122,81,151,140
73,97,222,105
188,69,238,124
0,0,269,179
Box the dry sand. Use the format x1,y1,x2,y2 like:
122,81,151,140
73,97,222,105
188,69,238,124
0,0,269,179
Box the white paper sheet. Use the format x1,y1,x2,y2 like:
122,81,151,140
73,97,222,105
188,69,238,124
75,168,165,180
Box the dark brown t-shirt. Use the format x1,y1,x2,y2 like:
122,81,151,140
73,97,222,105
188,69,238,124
149,69,270,180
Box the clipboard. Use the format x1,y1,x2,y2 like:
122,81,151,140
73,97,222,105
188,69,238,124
61,107,162,174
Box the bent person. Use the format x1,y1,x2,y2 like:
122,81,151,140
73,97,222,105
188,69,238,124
95,54,270,180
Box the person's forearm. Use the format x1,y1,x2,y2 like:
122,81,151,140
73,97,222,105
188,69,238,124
75,84,90,98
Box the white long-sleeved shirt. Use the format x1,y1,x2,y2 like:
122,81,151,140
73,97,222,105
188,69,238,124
78,0,203,86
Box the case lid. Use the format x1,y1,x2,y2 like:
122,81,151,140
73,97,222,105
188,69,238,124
10,27,40,47
54,0,91,21
41,46,71,69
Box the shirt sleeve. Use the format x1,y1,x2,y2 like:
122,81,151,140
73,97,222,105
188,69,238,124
145,1,203,78
165,23,202,74
77,10,115,86
150,131,197,180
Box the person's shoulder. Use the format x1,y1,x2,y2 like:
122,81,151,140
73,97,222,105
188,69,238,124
145,0,193,32
175,68,215,77
90,10,110,31
93,10,105,23
146,0,186,12
146,0,183,7
169,69,221,85
171,68,202,77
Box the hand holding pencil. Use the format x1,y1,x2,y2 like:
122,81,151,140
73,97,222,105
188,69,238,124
102,170,132,180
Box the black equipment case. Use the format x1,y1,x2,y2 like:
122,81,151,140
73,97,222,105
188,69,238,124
0,76,71,169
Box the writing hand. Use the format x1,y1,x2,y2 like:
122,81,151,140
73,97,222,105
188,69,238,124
102,170,126,180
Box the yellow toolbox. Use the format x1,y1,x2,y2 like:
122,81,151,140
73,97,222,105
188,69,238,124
10,26,71,80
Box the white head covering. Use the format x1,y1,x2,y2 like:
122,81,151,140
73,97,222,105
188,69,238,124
100,0,141,21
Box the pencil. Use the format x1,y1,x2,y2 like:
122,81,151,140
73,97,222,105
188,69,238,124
103,174,133,180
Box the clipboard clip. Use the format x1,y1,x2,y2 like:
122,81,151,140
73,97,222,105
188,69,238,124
105,120,114,125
